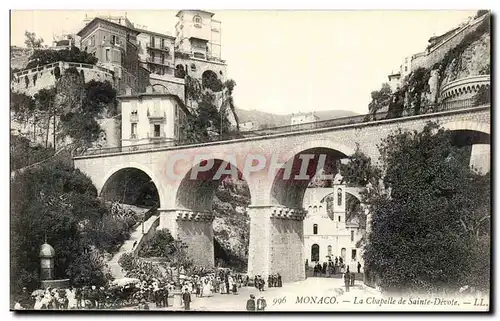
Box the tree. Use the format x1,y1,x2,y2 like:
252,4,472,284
363,122,490,293
24,31,44,50
25,46,98,69
33,87,57,148
367,83,392,120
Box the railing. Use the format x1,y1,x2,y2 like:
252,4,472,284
12,61,113,78
76,98,488,157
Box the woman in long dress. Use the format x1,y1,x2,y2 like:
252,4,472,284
203,279,212,297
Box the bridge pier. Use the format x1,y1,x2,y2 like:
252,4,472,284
247,205,306,283
158,209,215,268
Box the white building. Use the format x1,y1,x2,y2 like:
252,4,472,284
303,179,365,271
291,112,319,125
118,86,190,147
239,121,257,132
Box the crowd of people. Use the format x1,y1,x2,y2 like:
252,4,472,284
12,267,259,311
309,256,362,278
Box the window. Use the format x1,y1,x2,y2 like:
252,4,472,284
150,36,155,48
311,244,320,262
131,123,137,138
154,124,160,137
313,224,318,235
352,249,357,261
193,15,202,25
91,35,95,46
151,52,155,63
161,53,165,65
338,216,341,222
351,230,354,242
112,35,116,45
327,245,332,256
105,49,110,61
191,63,196,72
337,188,342,206
161,39,165,49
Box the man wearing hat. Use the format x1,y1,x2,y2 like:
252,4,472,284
257,296,267,311
246,294,256,312
182,287,191,311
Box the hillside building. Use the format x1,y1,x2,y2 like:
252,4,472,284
291,112,319,125
118,86,190,147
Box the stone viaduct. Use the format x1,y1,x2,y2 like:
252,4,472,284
73,105,490,283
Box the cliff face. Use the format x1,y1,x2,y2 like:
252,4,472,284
440,32,490,88
384,16,490,119
212,178,250,270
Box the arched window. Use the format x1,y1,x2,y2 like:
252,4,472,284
327,245,332,256
311,244,320,262
193,15,202,26
337,188,342,206
313,224,318,235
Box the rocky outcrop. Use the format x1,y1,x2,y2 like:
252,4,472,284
440,32,490,88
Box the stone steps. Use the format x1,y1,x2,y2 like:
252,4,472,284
108,214,159,279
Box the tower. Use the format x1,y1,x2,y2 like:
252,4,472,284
332,173,346,229
174,10,222,61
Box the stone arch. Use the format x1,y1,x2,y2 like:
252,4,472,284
311,244,320,262
100,164,162,208
174,64,186,79
152,83,169,94
201,69,222,92
175,157,253,212
269,141,354,209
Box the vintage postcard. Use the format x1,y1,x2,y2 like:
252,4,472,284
9,9,491,312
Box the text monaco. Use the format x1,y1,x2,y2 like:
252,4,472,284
165,153,334,181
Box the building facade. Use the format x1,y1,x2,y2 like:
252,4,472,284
77,17,144,93
303,183,365,272
119,86,190,147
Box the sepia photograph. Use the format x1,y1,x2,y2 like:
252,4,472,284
8,8,491,312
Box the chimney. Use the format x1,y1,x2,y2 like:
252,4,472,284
146,86,153,94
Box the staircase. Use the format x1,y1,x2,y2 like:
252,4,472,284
108,207,160,279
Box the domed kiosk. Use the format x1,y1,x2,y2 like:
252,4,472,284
39,240,69,289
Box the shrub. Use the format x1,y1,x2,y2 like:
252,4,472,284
138,229,175,258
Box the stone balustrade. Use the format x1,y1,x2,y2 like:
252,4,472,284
440,75,490,101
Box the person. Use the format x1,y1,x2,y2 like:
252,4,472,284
182,287,191,311
351,272,355,286
344,267,351,292
14,301,23,310
163,285,169,307
246,294,256,312
257,296,267,311
357,262,362,274
277,273,282,287
268,275,272,288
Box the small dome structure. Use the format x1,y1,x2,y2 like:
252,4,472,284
39,243,55,258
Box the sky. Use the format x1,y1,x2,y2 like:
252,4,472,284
10,10,477,115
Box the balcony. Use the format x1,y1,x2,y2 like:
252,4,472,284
146,56,171,67
147,132,166,141
130,133,137,140
147,110,166,120
146,43,171,54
